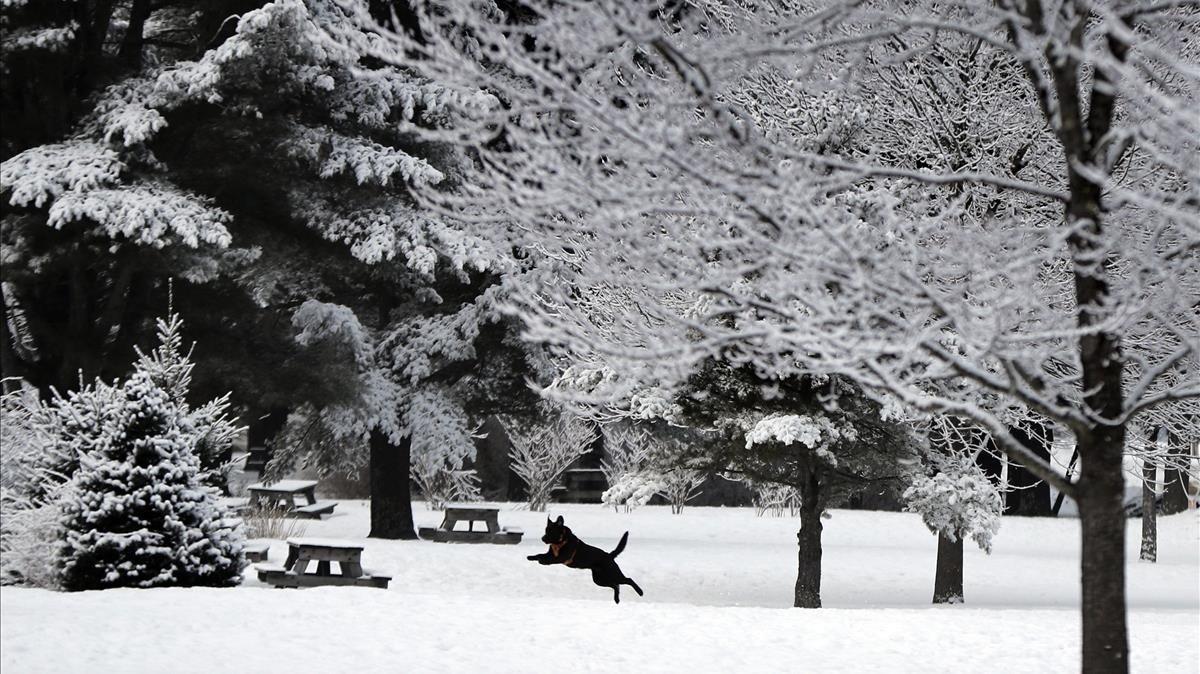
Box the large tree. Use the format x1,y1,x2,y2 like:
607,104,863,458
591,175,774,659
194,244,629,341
2,0,542,541
678,361,920,608
360,2,1199,670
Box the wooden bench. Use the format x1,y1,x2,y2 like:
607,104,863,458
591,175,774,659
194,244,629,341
293,502,336,519
243,541,271,563
418,507,523,545
256,538,390,589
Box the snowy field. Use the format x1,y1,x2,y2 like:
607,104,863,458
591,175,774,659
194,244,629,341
3,504,1197,673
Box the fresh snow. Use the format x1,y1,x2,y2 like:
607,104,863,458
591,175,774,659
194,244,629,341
3,504,1197,673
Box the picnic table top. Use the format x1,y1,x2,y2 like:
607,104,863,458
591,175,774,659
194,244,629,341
247,479,319,492
285,537,365,550
444,506,500,514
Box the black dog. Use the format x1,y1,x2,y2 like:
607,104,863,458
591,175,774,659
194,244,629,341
527,516,644,604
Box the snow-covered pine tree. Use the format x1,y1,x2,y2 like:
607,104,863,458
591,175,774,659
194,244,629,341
2,0,542,541
677,360,921,608
134,309,240,490
0,0,244,394
58,370,243,590
903,419,1003,605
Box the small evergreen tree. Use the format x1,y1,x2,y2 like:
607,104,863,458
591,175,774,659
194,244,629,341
58,370,244,590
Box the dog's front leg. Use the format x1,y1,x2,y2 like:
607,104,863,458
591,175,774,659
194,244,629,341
526,552,556,564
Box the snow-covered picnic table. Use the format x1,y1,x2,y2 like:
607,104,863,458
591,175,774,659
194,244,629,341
256,538,389,589
246,480,336,519
418,507,523,544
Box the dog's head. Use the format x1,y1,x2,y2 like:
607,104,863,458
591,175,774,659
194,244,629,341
542,515,571,544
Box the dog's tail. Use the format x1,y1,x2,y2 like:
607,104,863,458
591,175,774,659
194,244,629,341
610,531,629,558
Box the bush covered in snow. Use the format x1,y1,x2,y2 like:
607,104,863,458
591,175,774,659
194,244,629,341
0,502,62,588
58,370,244,590
0,311,244,590
903,457,1002,553
601,472,663,511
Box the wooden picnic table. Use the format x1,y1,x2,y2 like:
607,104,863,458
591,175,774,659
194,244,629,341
246,480,336,518
257,538,390,589
441,507,502,533
418,507,522,544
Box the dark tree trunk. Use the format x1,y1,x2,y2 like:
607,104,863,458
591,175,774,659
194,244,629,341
794,469,823,608
1076,429,1129,674
369,430,416,540
933,531,964,604
118,0,153,64
1161,430,1189,515
1005,425,1052,516
1139,460,1156,563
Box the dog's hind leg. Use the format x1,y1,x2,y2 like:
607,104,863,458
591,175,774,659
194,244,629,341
612,585,621,604
624,577,644,596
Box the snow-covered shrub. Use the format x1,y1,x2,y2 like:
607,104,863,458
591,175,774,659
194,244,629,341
505,413,598,511
1,382,51,496
0,501,61,588
658,468,705,515
904,457,1002,553
57,370,244,590
750,482,801,517
599,422,651,511
601,472,662,511
411,456,481,510
242,504,307,541
1,379,126,588
601,467,704,514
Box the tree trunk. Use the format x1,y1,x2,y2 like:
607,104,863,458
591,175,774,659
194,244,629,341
1076,431,1129,674
1005,425,1053,516
933,531,964,604
1139,459,1156,563
369,430,416,539
794,469,823,608
1161,429,1189,515
118,0,152,64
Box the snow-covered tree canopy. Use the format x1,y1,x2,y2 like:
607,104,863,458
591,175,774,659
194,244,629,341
353,0,1199,504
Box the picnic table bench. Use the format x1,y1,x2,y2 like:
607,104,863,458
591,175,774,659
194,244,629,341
246,480,337,519
243,540,271,563
418,507,523,545
256,538,390,589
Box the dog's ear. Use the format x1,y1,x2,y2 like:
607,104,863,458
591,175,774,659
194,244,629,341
555,515,564,525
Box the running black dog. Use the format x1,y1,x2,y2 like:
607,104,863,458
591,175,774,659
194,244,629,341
527,516,644,603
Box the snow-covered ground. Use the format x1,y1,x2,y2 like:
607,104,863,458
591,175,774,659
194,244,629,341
3,504,1197,673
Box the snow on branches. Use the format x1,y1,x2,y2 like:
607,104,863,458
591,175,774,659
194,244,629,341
1,141,122,208
362,0,1199,512
904,457,1002,553
744,414,857,468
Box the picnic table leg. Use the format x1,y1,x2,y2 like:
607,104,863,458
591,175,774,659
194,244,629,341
342,559,363,578
284,546,299,571
303,488,317,506
316,560,331,576
486,515,499,534
287,493,298,511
